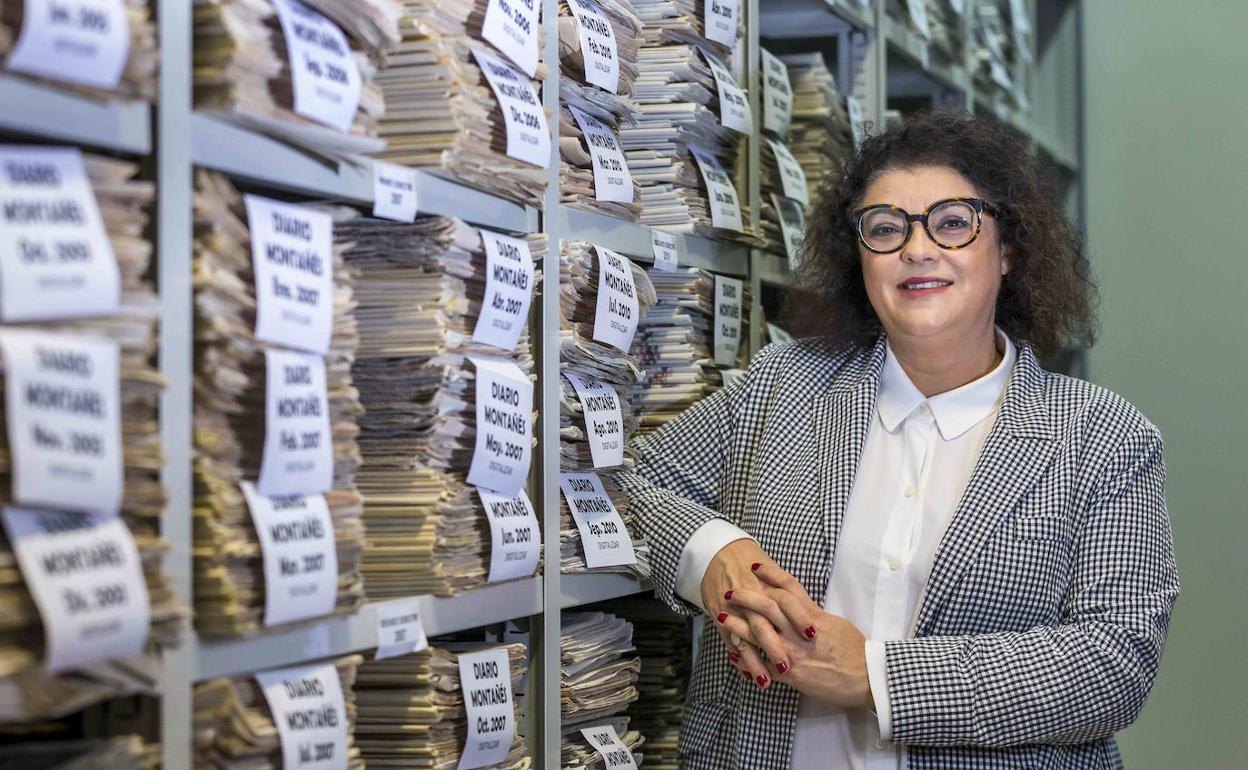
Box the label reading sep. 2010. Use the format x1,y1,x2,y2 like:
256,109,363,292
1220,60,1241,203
7,0,130,90
559,472,636,569
272,0,362,133
256,662,349,770
241,482,338,627
473,230,535,352
259,349,333,496
457,647,515,770
591,246,639,352
246,195,334,356
466,356,533,496
473,48,551,168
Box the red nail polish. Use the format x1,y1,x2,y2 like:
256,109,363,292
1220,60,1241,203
716,612,728,623
756,674,768,687
751,562,762,571
776,660,789,674
728,652,740,664
724,589,733,600
804,626,817,640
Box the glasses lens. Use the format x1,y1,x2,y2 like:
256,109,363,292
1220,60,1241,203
859,207,908,252
927,200,979,248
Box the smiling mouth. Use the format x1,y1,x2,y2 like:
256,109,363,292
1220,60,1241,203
898,279,953,291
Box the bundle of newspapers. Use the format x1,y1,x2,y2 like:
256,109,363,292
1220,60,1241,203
560,612,644,768
190,171,365,639
927,0,966,66
193,0,402,160
783,52,853,203
759,135,810,265
972,0,1031,110
0,0,158,100
621,598,691,770
374,1,551,206
0,735,159,770
340,215,544,598
354,641,530,769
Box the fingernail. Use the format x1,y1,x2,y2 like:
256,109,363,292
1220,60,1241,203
776,660,789,674
728,652,740,664
804,626,817,640
756,674,768,688
751,562,762,571
716,612,728,623
724,590,733,600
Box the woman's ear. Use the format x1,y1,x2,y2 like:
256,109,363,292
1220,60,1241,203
1000,242,1014,276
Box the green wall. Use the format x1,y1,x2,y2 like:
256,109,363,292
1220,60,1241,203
1081,2,1248,767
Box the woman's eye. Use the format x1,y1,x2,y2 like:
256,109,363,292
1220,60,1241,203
938,218,970,230
870,224,900,236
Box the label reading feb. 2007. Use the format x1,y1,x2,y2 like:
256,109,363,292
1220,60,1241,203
242,482,338,627
466,356,533,496
569,106,633,204
259,349,333,496
473,48,550,168
246,195,335,356
256,662,349,770
559,472,636,569
457,647,515,770
7,0,130,90
272,0,362,133
591,245,639,352
473,230,535,352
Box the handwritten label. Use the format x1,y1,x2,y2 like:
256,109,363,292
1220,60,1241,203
767,138,808,205
478,487,540,582
846,96,866,148
569,106,633,204
272,0,362,133
563,372,622,469
760,48,792,137
558,472,636,569
701,48,751,134
591,246,639,352
2,507,148,672
713,275,742,367
689,146,743,232
374,598,428,660
246,195,334,355
905,0,931,40
242,482,337,627
457,647,515,770
466,356,532,496
473,230,534,352
772,193,806,272
568,0,619,93
257,663,348,770
0,146,119,321
580,725,639,770
0,330,120,513
650,229,678,272
371,161,418,222
259,349,332,496
7,0,129,89
703,0,738,49
481,0,538,77
473,48,550,168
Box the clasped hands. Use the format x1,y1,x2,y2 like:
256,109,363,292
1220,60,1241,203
702,539,874,710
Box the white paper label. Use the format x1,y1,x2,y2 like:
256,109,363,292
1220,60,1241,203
650,229,678,272
256,663,349,770
478,487,540,582
371,161,418,222
0,330,120,513
374,598,429,660
473,48,550,168
689,146,743,232
259,349,333,496
767,322,793,344
580,725,639,770
559,472,636,569
772,193,806,272
457,648,516,770
272,0,362,133
767,138,808,205
0,147,119,322
949,0,965,15
246,195,334,356
905,0,931,39
564,372,622,469
1,507,148,673
701,49,751,134
569,106,633,204
591,246,639,352
713,275,742,367
1010,0,1032,35
473,230,535,352
6,0,129,89
846,96,866,148
481,0,539,77
568,0,620,93
242,482,338,627
703,0,738,48
760,49,792,137
466,356,532,496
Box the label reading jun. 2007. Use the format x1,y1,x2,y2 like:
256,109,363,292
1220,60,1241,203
689,146,743,232
256,662,349,770
246,195,334,356
569,106,633,204
760,48,793,137
568,0,620,93
6,0,130,89
700,48,751,134
481,0,539,77
259,349,333,496
713,275,742,367
473,48,551,168
466,356,533,496
272,0,362,133
473,230,535,352
477,487,541,582
241,482,338,627
457,647,516,770
558,472,636,569
591,245,639,352
563,372,623,469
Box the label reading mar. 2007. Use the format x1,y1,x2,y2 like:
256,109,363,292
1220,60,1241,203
259,349,333,496
760,48,793,137
1,507,149,673
700,48,751,134
772,193,806,272
272,0,362,133
559,472,636,569
241,482,338,627
689,146,743,232
714,275,742,367
703,0,739,49
591,246,639,352
0,330,121,513
473,230,534,352
371,161,418,222
477,487,540,582
246,195,334,356
650,229,678,272
473,48,550,168
767,138,808,205
256,662,349,770
457,647,515,770
0,146,119,321
6,0,130,89
481,0,539,77
580,725,639,770
466,356,533,496
569,106,633,204
568,0,619,93
564,372,622,469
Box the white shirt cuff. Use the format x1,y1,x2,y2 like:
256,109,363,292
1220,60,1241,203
674,519,755,611
864,639,893,741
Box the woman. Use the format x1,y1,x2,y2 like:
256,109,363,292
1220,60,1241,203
619,110,1179,769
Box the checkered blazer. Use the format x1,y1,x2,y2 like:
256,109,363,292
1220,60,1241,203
618,334,1179,769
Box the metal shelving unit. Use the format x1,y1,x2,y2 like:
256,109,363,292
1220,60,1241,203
0,73,152,154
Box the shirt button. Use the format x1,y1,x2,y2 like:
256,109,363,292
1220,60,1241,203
904,484,916,498
887,557,902,571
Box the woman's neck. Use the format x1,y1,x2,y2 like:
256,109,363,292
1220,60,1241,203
888,325,1003,398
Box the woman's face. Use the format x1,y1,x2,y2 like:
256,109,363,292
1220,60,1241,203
857,165,1010,345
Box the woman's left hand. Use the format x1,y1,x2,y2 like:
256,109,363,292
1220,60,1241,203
718,563,874,710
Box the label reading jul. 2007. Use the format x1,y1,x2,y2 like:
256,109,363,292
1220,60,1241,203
473,49,551,168
272,0,362,133
1,507,149,673
0,146,120,321
371,161,418,223
650,229,678,272
466,356,533,497
569,106,633,204
760,48,793,137
689,146,743,232
0,330,121,514
700,48,751,134
563,372,622,469
7,0,129,89
703,0,739,49
457,647,515,770
558,472,636,569
766,138,808,205
473,230,534,352
246,195,334,356
591,245,639,352
259,349,333,497
477,487,540,583
580,725,639,770
256,662,349,770
241,482,338,627
713,275,742,367
772,193,806,272
568,0,619,93
481,0,539,77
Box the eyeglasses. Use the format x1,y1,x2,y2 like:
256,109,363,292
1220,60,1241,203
853,197,1000,254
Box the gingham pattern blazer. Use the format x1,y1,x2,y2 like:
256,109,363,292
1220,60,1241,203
618,334,1179,769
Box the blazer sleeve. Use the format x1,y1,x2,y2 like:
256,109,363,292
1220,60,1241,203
883,421,1180,747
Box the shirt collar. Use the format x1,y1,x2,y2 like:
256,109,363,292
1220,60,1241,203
877,328,1017,440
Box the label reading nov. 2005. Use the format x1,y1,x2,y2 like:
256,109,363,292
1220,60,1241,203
481,0,539,77
477,487,540,582
569,106,633,204
473,48,550,168
457,647,515,770
559,472,636,569
591,245,639,352
563,372,623,469
474,230,535,352
256,662,349,770
246,195,334,356
700,48,751,134
272,0,362,133
466,356,533,496
760,48,792,137
580,725,639,770
241,482,338,627
6,0,130,89
689,146,743,232
568,0,620,93
259,349,333,496
714,275,742,367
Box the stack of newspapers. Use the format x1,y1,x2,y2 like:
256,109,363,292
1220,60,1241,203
560,611,644,768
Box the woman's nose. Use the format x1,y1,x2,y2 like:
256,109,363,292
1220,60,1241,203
900,220,937,262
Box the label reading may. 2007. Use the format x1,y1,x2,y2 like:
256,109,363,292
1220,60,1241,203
242,482,338,627
477,487,540,582
650,229,678,272
259,349,333,497
256,662,349,770
568,0,619,93
466,356,533,497
272,0,362,133
481,0,539,77
0,146,119,322
760,48,793,137
766,138,808,205
689,146,743,232
713,275,742,367
473,230,535,352
703,0,739,49
580,725,639,770
246,195,334,356
559,472,636,569
7,0,130,90
1,507,149,673
569,106,633,204
700,48,751,134
563,372,622,469
473,49,550,168
457,647,515,770
0,329,121,514
591,245,639,352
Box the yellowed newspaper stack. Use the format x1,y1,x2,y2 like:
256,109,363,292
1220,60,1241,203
560,612,644,767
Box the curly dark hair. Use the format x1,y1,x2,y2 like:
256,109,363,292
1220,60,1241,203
783,109,1097,357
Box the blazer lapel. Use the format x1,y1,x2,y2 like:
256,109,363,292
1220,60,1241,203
912,342,1060,634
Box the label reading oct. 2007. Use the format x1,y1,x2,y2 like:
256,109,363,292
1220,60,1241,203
714,275,743,367
700,48,751,134
6,0,130,90
466,356,533,497
246,195,334,356
477,487,541,582
689,146,743,232
563,372,623,469
241,482,338,627
457,647,515,770
591,245,639,352
760,49,793,137
481,0,539,77
259,349,333,497
473,48,550,168
568,0,619,93
473,230,534,352
272,0,362,133
569,106,633,204
256,662,349,770
559,472,636,569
